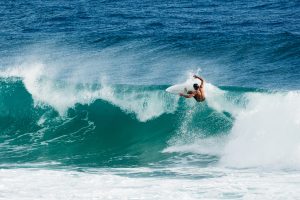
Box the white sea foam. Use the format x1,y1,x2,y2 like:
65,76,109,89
0,61,179,122
0,167,300,200
220,91,300,169
163,136,226,155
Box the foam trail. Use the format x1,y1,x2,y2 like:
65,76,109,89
163,136,226,156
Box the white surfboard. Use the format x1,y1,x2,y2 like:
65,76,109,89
166,78,202,94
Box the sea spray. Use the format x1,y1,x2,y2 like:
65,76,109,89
220,91,300,169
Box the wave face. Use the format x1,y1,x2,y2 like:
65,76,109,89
0,74,233,167
0,78,178,166
1,73,300,169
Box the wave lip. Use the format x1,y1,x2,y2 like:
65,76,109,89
0,62,179,122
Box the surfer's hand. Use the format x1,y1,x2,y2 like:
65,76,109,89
193,75,198,78
179,93,184,96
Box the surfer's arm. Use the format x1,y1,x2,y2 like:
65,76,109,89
179,93,194,98
193,75,205,87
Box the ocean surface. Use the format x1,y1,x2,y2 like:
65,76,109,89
0,0,300,199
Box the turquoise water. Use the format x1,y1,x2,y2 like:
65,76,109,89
0,78,234,166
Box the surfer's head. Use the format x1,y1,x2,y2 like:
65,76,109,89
193,83,199,90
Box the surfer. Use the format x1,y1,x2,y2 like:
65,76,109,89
179,75,205,102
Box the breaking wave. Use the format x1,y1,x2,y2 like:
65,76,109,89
1,63,300,169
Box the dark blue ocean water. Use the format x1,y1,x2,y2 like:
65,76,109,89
1,0,299,89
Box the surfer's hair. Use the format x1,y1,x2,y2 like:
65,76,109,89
193,83,199,90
